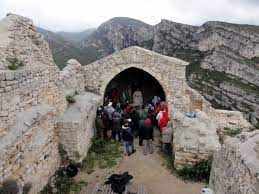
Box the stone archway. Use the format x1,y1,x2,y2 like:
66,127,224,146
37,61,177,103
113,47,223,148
83,46,189,113
103,67,166,104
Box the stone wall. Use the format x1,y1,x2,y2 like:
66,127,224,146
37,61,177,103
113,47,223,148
210,130,259,194
56,92,101,163
0,14,66,193
0,66,66,127
0,105,60,194
173,110,221,169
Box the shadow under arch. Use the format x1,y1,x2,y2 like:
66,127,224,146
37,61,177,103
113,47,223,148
103,67,166,105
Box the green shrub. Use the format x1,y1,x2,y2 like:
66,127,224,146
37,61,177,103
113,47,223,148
223,127,241,137
175,159,212,183
7,57,24,70
66,95,76,103
39,168,87,194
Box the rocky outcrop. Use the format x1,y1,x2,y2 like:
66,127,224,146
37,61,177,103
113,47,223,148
152,19,198,56
81,17,154,64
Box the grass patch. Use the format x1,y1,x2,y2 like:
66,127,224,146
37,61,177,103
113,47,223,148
39,168,87,194
159,141,211,183
223,127,241,137
175,159,212,183
81,138,122,174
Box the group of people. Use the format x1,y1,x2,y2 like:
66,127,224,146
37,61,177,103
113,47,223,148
95,87,174,156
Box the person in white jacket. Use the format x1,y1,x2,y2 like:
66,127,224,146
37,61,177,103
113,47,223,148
133,88,143,107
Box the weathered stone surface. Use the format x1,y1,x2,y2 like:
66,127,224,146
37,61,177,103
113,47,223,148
210,130,259,194
0,14,66,193
56,92,101,162
60,59,85,96
173,110,221,169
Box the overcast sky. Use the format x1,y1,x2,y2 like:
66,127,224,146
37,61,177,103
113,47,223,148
0,0,259,32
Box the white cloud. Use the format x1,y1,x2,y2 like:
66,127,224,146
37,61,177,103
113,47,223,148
0,0,258,32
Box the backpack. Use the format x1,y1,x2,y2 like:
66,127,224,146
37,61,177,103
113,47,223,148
105,172,133,194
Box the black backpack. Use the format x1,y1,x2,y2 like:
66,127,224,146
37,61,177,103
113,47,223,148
105,172,133,194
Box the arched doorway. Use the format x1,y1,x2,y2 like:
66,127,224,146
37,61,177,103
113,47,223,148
104,67,166,105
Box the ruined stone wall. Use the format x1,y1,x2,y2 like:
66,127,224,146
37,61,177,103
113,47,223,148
56,93,101,162
0,14,66,193
173,111,221,169
0,105,60,193
210,130,259,194
0,66,66,128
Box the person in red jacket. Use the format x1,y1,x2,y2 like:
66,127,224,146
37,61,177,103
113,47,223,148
159,111,170,132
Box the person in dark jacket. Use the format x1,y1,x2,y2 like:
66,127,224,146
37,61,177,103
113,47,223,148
142,118,154,155
138,119,145,146
112,110,122,142
130,109,140,137
122,120,136,156
95,111,106,139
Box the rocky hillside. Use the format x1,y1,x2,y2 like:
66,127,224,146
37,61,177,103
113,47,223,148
80,17,154,64
37,27,89,69
57,28,95,42
38,17,259,125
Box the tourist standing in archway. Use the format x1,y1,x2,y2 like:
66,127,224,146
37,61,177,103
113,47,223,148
133,88,143,108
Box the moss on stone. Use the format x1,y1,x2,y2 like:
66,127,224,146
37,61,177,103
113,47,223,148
223,127,241,137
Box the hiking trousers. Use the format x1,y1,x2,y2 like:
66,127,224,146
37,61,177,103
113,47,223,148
124,141,134,155
143,139,153,155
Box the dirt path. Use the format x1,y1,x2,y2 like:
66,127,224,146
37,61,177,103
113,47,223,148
77,137,204,194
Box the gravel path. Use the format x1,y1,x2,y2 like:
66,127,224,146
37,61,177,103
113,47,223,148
78,137,204,194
